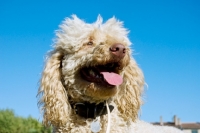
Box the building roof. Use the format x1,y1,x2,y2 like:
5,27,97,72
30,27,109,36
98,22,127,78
181,123,200,129
152,115,200,130
152,122,200,130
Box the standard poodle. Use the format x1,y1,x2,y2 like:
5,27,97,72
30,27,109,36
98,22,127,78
37,15,183,133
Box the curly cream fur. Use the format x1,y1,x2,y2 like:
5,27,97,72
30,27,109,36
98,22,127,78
38,15,183,133
38,50,71,127
114,59,144,122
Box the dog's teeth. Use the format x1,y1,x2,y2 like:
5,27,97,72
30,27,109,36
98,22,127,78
89,70,95,76
110,64,114,67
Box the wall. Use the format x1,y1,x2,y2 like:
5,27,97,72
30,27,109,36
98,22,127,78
183,129,200,133
182,129,191,133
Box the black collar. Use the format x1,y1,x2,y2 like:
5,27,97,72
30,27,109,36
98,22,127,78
71,101,114,119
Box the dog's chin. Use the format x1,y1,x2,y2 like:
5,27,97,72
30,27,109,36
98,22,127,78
84,82,118,100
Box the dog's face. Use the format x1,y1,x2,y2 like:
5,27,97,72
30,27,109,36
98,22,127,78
39,16,144,125
55,16,131,102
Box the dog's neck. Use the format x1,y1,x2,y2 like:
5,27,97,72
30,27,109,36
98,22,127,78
70,101,114,119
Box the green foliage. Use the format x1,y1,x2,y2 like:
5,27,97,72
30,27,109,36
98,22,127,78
0,109,51,133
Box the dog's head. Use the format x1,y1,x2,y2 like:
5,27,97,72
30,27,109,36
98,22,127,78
38,15,144,126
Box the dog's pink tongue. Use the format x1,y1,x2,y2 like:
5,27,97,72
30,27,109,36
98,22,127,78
101,72,123,86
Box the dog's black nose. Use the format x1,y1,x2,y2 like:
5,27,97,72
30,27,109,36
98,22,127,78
110,43,126,59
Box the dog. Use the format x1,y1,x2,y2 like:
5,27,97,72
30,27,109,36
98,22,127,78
37,15,183,133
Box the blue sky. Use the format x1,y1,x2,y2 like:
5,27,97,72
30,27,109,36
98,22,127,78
0,0,199,123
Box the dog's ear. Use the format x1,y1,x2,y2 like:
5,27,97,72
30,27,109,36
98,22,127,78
37,50,70,127
114,59,144,122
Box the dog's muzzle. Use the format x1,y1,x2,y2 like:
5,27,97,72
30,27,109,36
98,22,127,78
80,43,126,87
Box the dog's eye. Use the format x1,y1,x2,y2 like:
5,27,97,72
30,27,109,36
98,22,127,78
87,41,93,45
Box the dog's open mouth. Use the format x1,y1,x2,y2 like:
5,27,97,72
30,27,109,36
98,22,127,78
80,63,123,87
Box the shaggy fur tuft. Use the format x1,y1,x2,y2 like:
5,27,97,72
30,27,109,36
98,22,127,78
38,15,183,133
